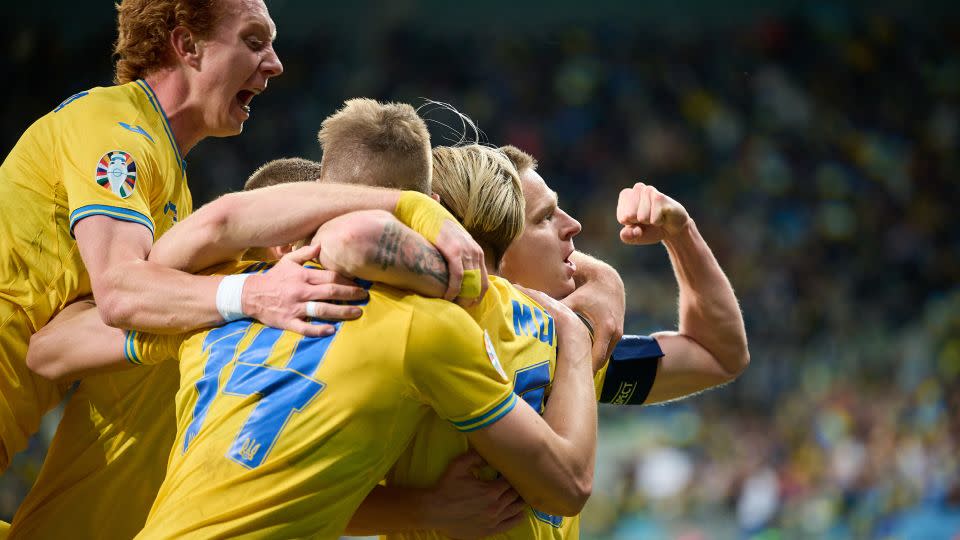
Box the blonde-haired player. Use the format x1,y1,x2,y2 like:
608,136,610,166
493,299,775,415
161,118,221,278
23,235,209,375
347,144,588,538
342,140,751,539
7,90,483,540
25,104,596,538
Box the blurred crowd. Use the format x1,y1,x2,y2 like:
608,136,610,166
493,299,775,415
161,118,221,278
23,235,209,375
3,2,958,538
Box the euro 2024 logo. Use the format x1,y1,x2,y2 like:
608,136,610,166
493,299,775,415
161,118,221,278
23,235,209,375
95,150,138,199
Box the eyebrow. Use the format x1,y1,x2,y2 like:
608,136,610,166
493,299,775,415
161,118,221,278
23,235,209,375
532,191,559,221
245,17,277,41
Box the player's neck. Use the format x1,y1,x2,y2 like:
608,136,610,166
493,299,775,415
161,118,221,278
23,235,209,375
144,71,205,156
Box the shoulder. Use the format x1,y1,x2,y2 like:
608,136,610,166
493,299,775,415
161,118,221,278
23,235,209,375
51,84,138,122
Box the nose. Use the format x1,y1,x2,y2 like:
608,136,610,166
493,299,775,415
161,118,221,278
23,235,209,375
559,209,581,240
261,46,284,79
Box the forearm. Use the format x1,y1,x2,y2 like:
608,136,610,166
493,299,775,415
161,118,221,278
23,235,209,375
317,211,448,298
149,182,403,272
570,251,620,291
27,301,130,381
95,258,222,333
538,332,598,490
662,221,749,376
566,251,625,370
469,321,596,516
345,485,433,536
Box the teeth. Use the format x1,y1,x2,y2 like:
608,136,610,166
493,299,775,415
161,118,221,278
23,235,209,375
241,105,251,113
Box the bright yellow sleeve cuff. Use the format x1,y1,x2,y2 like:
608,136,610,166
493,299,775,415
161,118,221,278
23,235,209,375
394,191,457,244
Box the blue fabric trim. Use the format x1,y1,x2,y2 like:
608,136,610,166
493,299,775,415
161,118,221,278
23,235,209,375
134,80,185,174
124,331,141,365
69,204,155,239
451,392,518,431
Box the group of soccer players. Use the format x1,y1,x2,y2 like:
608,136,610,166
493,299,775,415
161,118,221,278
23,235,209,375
0,0,749,538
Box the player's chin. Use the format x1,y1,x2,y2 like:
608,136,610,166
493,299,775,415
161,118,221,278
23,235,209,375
215,118,245,138
553,277,577,299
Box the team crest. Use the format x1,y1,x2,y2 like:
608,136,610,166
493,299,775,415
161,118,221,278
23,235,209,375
95,150,137,198
483,330,508,381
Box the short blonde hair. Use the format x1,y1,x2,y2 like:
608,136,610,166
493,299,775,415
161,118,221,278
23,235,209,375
317,98,432,193
244,157,322,191
499,145,538,174
432,145,525,266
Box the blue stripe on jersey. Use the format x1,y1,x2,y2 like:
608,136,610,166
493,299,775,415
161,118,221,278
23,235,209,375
451,392,518,432
124,331,142,365
134,79,186,174
69,204,155,239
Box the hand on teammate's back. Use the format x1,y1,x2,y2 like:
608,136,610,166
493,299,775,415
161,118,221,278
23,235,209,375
616,182,691,245
423,451,526,539
241,244,368,337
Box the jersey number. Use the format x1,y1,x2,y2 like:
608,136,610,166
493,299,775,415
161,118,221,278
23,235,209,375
183,319,337,468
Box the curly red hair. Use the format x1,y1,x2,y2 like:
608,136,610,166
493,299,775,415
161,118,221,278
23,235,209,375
113,0,223,84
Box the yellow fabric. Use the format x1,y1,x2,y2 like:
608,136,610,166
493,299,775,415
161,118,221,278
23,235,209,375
8,362,180,540
0,79,190,330
0,301,67,471
593,361,609,402
0,520,8,540
458,268,483,300
124,261,514,540
384,276,583,540
3,80,192,537
393,191,458,244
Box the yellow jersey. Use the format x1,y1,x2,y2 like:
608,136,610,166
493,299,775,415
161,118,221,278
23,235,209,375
127,262,518,540
385,276,582,540
4,80,192,537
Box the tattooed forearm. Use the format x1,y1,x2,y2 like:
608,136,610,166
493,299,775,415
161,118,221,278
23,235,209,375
374,221,403,270
404,239,449,286
374,222,449,287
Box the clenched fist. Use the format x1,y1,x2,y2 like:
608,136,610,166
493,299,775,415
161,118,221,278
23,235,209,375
616,182,690,245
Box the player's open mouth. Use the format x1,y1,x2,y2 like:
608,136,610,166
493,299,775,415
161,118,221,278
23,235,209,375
236,90,255,113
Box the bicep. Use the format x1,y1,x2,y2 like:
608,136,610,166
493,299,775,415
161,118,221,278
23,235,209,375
644,332,734,404
74,215,153,283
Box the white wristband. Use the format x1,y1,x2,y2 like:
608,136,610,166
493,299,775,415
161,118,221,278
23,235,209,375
216,274,250,322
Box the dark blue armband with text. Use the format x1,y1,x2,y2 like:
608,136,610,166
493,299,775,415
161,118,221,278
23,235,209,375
598,335,663,405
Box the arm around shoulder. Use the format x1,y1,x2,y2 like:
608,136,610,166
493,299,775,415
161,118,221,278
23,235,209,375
466,290,598,516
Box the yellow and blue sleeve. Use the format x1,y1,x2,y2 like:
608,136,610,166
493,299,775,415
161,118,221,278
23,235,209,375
123,330,182,366
404,303,517,432
58,100,160,238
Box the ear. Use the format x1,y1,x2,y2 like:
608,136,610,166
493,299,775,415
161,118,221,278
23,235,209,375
430,192,441,202
170,26,202,69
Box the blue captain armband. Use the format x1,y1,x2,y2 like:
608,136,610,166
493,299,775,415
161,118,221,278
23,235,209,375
598,335,663,405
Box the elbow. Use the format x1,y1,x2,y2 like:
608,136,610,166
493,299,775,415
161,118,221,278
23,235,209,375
27,332,64,382
94,285,138,329
525,460,593,517
720,346,751,382
322,210,394,274
562,473,594,516
537,473,593,517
